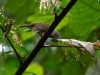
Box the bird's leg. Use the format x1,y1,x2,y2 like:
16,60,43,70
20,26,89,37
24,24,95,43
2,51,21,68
34,32,41,39
35,34,40,39
41,32,52,46
42,33,45,36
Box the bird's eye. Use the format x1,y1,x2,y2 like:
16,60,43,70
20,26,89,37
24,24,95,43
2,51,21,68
54,33,58,37
30,25,33,27
30,24,34,27
54,33,57,36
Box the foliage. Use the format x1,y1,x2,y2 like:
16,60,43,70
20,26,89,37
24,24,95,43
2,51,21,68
0,0,100,75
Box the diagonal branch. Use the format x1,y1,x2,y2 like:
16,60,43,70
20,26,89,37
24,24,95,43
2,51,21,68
0,26,23,64
15,0,77,75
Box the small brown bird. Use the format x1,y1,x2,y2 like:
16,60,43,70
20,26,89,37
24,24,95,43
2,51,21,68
19,22,60,39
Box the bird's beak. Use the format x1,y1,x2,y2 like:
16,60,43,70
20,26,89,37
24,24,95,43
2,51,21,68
19,24,30,28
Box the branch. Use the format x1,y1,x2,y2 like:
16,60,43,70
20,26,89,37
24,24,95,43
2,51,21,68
15,0,77,75
43,45,71,47
0,26,23,64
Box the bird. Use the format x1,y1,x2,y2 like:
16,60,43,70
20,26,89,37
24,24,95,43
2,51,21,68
19,22,60,39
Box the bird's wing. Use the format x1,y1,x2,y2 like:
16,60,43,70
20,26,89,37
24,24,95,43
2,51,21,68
35,23,49,31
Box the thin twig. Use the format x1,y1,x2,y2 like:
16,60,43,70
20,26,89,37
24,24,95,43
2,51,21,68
0,26,23,64
7,36,23,64
15,0,77,75
43,45,73,47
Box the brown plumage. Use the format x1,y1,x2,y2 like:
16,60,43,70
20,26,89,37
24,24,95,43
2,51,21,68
19,22,60,38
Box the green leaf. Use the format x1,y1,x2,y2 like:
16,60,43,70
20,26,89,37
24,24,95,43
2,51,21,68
23,63,44,75
69,0,100,40
8,26,27,57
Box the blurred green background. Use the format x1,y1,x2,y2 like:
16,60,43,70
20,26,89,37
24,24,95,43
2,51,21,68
0,0,100,75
